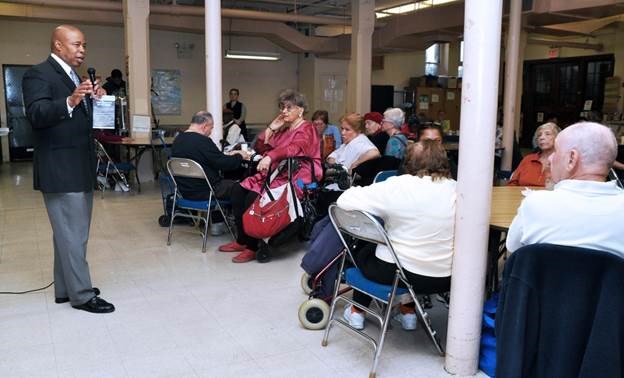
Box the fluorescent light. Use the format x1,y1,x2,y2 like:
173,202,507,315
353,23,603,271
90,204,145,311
224,50,281,61
376,0,459,18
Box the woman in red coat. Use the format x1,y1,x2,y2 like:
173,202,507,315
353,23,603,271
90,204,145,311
219,89,322,263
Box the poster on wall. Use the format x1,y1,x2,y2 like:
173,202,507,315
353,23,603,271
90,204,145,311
151,69,181,115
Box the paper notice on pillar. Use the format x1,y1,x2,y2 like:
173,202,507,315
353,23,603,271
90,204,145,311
132,115,151,133
92,95,116,129
583,100,593,111
431,94,440,103
446,92,455,101
536,112,544,122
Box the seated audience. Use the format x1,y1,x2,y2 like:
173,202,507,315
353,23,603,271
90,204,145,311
508,122,560,187
506,122,624,257
327,113,380,173
364,112,389,153
337,140,456,330
171,111,249,201
312,109,342,160
381,108,409,160
219,89,322,263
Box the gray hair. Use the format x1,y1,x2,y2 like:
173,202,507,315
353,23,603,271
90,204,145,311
532,122,561,149
191,111,213,125
557,122,618,171
383,108,405,129
278,89,308,112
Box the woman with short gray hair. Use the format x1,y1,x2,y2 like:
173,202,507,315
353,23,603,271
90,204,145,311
381,108,409,160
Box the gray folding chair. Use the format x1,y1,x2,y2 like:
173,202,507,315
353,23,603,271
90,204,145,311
94,139,132,198
322,205,445,378
166,158,234,252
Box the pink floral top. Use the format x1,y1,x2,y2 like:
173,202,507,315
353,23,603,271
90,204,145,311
241,120,322,198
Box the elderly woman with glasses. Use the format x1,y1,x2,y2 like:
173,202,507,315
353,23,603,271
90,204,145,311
381,108,409,160
218,89,322,263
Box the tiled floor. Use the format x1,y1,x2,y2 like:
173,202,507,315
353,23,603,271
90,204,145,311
0,162,478,378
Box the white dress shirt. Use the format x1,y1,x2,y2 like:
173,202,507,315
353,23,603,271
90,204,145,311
50,53,78,116
506,179,624,258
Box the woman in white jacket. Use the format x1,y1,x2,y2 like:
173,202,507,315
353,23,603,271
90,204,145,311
337,140,456,330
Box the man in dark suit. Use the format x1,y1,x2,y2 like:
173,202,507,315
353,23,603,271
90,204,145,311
22,25,114,313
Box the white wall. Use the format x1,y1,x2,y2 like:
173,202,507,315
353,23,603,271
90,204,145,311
371,50,426,89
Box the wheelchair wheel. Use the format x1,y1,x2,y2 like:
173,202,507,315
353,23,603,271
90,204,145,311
158,215,170,227
300,272,313,295
298,298,330,330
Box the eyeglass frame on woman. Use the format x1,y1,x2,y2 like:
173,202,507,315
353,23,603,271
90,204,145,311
279,103,299,113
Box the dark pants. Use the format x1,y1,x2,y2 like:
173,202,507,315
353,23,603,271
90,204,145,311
231,184,259,250
351,243,451,307
316,190,342,220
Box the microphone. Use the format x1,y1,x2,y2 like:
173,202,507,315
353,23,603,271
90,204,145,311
87,67,96,88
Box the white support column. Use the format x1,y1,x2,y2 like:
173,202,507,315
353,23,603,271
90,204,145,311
348,0,374,114
445,0,503,375
123,0,151,142
501,0,522,172
205,1,223,147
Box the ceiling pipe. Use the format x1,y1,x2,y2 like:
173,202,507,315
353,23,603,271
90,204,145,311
2,0,350,25
527,37,603,50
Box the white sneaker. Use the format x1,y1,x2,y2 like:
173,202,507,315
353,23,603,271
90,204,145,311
394,312,417,331
343,305,365,330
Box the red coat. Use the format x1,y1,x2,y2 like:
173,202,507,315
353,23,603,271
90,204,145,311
242,120,322,197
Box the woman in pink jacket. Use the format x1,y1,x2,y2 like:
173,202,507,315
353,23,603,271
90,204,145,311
219,89,322,263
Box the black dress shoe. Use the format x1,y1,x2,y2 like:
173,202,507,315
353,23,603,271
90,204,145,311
55,287,100,304
72,296,115,314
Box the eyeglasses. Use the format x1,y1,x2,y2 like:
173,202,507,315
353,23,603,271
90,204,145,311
279,104,298,113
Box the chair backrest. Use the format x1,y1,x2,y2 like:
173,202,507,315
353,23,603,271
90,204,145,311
609,168,623,189
94,139,112,162
167,158,207,179
373,170,398,183
166,158,216,197
328,204,409,280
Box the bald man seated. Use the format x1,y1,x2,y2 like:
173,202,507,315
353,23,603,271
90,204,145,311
506,122,624,258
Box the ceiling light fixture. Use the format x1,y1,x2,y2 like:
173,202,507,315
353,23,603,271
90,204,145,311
224,50,281,61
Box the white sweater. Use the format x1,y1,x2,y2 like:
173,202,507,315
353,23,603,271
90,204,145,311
337,174,456,277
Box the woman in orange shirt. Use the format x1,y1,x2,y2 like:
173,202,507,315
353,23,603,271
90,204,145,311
508,122,560,187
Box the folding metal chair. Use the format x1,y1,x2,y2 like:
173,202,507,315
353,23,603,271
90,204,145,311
322,205,445,378
166,158,235,252
94,139,133,198
609,168,623,189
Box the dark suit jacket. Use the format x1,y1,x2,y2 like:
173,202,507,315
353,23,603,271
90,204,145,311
22,56,96,193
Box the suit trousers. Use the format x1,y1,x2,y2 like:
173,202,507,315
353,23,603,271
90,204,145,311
42,192,95,305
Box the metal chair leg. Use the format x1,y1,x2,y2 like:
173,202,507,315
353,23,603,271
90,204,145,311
322,251,347,347
201,199,211,253
369,273,400,378
167,193,177,246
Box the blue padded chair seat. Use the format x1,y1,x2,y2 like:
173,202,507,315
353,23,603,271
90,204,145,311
177,197,230,210
345,267,407,302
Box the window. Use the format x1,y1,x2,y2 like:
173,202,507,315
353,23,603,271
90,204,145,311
458,40,464,78
425,43,440,76
585,60,613,110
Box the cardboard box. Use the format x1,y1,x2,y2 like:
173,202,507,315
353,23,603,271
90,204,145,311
415,87,445,121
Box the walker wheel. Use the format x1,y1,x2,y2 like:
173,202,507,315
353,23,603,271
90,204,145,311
158,215,170,227
298,298,330,330
300,272,314,295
